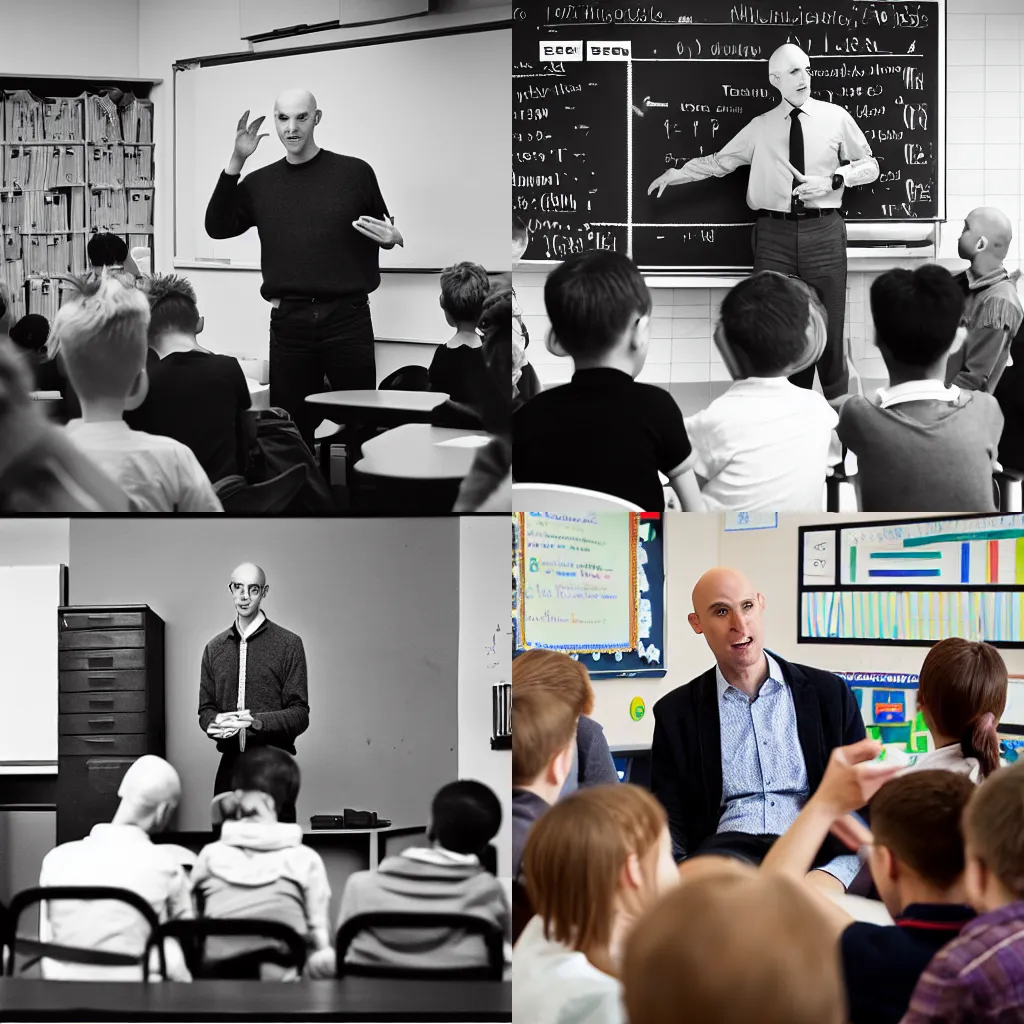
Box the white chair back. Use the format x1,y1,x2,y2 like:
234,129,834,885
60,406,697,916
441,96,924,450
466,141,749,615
512,483,644,512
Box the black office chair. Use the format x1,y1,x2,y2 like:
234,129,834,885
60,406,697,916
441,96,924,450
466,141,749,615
379,365,430,391
149,918,307,979
334,912,505,980
6,886,166,980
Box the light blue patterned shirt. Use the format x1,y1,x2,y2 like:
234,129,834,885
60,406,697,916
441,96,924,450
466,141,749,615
716,652,859,887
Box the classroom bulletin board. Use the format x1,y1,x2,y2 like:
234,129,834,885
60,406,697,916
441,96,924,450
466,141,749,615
798,515,1024,648
513,512,666,678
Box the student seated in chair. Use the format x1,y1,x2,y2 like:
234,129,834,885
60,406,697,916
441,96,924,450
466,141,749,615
125,274,252,485
56,275,223,512
191,745,331,978
37,755,194,981
307,780,510,977
429,261,493,407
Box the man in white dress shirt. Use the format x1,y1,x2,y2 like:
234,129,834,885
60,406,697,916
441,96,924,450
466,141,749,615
649,44,879,401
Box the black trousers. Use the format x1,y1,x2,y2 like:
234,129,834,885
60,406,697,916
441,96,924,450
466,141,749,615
693,830,848,870
214,747,297,824
752,212,849,400
269,295,376,452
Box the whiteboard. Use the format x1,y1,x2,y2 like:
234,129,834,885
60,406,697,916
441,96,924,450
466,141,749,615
517,514,639,654
0,565,65,769
174,27,510,271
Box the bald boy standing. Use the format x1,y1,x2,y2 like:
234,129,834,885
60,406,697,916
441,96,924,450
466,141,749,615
205,90,404,447
946,207,1024,393
199,563,310,817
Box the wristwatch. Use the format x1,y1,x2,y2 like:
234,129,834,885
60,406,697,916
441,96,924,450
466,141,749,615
831,172,846,191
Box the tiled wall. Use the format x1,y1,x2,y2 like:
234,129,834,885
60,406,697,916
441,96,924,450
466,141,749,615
520,1,1024,389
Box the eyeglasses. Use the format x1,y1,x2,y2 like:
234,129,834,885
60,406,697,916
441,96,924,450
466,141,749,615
228,583,265,598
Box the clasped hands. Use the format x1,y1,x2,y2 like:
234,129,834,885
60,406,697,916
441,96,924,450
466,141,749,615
207,710,260,740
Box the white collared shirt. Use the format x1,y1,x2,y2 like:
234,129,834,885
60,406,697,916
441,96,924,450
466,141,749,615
63,419,222,513
875,379,962,409
684,377,838,511
38,823,194,980
673,96,878,212
235,611,265,751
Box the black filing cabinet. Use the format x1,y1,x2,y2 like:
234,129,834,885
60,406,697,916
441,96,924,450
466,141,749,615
56,605,165,844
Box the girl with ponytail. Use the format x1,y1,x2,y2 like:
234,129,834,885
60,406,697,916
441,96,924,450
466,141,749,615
908,637,1007,782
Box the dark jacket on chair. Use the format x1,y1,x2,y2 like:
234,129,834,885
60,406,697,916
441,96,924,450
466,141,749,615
650,651,865,862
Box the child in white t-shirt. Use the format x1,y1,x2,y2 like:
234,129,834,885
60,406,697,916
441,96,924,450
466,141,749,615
53,274,222,512
684,272,838,512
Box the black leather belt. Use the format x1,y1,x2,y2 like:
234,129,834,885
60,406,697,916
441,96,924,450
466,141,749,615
758,209,837,221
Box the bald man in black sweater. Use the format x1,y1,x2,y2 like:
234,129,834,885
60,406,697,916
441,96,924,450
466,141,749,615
205,89,404,448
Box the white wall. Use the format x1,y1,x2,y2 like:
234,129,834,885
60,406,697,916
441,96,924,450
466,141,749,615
523,0,1024,390
0,0,139,77
595,513,1024,748
458,517,512,880
0,519,69,566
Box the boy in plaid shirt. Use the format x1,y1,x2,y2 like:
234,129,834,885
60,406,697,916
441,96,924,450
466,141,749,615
902,761,1024,1022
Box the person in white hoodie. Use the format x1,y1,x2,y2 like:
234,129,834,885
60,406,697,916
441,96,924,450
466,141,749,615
513,784,680,1024
306,779,510,978
190,745,331,977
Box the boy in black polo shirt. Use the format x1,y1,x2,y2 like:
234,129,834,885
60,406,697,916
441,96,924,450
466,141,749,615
512,250,701,512
126,274,251,485
761,745,975,1024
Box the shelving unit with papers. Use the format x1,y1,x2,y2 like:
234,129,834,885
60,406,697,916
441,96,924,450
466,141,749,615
0,76,158,323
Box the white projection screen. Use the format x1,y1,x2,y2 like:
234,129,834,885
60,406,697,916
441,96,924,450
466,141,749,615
0,565,66,772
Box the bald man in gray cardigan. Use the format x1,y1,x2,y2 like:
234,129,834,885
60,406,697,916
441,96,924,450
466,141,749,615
199,562,309,818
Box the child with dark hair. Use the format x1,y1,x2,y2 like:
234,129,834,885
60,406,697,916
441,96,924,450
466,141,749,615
428,261,493,407
684,271,838,511
125,273,252,484
903,761,1024,1022
306,779,510,977
510,216,541,404
837,264,1003,511
452,286,512,512
192,745,331,976
87,231,142,277
902,638,1007,781
8,313,63,394
761,743,976,1024
512,250,701,512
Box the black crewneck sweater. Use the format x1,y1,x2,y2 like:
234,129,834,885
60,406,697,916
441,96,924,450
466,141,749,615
205,149,390,301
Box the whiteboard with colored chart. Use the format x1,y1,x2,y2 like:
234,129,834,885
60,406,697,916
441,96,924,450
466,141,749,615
799,516,1024,647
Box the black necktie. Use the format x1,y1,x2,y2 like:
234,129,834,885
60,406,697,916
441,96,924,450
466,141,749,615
790,107,805,210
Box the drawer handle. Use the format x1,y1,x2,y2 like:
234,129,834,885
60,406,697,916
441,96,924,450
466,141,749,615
88,698,114,707
82,737,114,744
87,676,115,685
87,615,113,620
87,658,114,669
88,718,115,726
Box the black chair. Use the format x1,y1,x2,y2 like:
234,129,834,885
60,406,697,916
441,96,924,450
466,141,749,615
335,912,505,980
148,918,306,979
215,463,306,514
379,365,430,391
7,886,166,980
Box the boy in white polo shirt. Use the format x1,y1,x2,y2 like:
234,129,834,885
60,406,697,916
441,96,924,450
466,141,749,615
684,271,837,511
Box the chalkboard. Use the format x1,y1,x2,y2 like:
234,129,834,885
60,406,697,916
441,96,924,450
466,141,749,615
513,512,667,678
513,1,945,269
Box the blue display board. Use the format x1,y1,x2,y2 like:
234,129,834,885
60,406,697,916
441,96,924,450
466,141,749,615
513,513,666,678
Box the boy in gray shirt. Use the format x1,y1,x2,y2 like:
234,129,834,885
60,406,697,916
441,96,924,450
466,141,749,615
837,265,1003,512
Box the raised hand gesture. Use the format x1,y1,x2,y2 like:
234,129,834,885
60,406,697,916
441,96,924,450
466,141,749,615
230,110,268,171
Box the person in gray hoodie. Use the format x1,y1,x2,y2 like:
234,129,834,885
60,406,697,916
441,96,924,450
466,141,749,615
191,745,331,977
306,780,510,978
